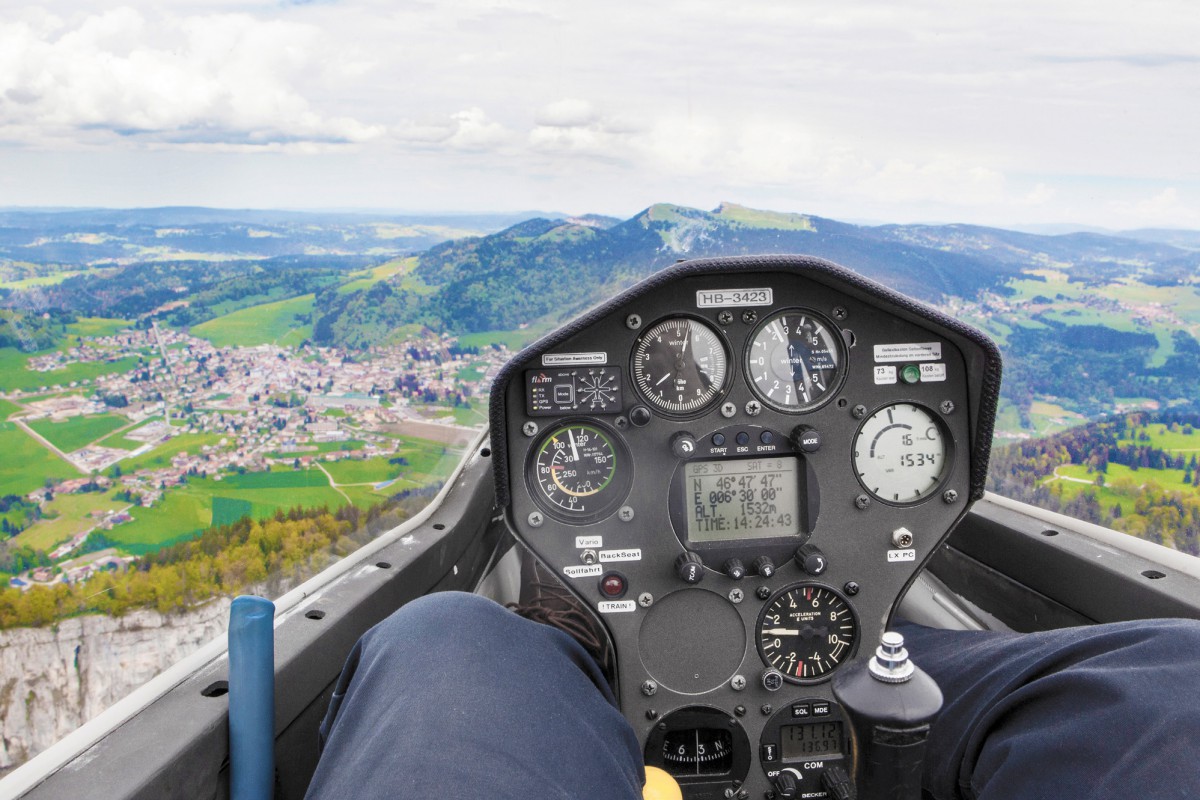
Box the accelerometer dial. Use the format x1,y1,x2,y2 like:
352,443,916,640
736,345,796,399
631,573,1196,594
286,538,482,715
756,584,859,684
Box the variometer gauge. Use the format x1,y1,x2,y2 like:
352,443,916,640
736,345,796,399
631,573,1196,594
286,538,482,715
745,309,845,412
756,584,859,684
632,317,730,416
526,421,631,523
852,403,951,504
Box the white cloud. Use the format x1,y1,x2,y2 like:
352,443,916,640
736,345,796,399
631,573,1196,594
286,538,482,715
0,8,385,147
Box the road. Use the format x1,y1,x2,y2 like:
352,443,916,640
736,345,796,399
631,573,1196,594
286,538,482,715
13,418,86,474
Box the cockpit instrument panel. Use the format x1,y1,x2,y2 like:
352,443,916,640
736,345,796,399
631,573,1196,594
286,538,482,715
490,255,1001,799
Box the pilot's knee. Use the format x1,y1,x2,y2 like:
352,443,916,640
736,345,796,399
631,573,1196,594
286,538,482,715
364,591,507,652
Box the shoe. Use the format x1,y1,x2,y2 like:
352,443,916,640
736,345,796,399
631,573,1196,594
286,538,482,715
507,549,614,680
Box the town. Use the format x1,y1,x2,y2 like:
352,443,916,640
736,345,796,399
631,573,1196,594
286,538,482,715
2,322,508,590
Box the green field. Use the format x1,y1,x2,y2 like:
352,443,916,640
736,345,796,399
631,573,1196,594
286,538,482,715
211,496,253,527
0,399,22,420
455,362,487,382
107,490,212,552
335,258,414,295
0,422,78,496
0,347,142,393
64,317,133,339
1118,425,1200,452
191,294,315,348
323,456,404,485
109,432,231,475
28,414,129,453
11,491,125,552
98,416,164,451
457,321,554,351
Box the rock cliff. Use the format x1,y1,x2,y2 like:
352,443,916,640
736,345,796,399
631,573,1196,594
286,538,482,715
0,599,231,771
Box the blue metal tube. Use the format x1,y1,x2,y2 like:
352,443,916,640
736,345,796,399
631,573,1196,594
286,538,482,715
228,595,276,800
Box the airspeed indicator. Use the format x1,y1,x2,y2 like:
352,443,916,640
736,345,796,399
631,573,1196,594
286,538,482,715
527,422,631,523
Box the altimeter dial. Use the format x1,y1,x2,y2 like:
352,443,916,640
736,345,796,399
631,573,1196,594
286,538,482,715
756,584,858,684
852,403,950,504
632,317,729,415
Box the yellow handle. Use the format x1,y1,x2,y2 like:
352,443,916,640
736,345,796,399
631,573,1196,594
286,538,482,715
643,766,683,800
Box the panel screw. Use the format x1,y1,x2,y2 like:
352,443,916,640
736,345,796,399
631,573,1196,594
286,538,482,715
528,511,544,527
832,306,848,321
638,592,654,607
734,705,747,716
761,704,773,715
742,310,758,324
581,549,597,565
615,416,629,429
522,421,539,437
718,310,734,325
844,581,860,596
855,494,871,510
618,505,635,522
941,400,955,414
943,489,959,504
730,675,747,691
646,709,659,720
626,314,642,330
728,587,744,603
756,585,771,600
720,402,737,419
745,400,762,416
852,404,867,419
641,680,658,697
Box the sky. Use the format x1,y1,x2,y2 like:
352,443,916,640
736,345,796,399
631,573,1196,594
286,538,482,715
0,0,1197,230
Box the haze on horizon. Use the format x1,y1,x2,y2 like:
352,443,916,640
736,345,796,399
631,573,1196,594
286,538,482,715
0,0,1197,231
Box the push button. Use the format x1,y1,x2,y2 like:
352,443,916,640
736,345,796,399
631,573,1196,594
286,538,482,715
811,701,831,716
735,431,750,446
792,703,811,718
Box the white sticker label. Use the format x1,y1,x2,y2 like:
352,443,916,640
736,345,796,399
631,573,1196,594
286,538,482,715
873,365,897,385
598,600,637,614
563,564,604,579
920,363,947,382
874,342,943,363
575,536,603,549
599,548,642,563
696,288,774,308
887,549,917,563
542,352,607,366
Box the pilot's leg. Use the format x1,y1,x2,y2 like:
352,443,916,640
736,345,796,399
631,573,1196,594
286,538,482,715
897,619,1200,800
305,591,643,800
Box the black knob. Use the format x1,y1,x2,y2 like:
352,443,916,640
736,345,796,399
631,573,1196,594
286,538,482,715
723,558,746,581
795,544,828,576
753,555,776,578
671,432,698,458
674,551,705,584
791,425,821,453
773,770,800,799
761,668,784,691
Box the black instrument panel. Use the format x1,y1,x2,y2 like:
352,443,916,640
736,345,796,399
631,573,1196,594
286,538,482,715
489,255,1001,799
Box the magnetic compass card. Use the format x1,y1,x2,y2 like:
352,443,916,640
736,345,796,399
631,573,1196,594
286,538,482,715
525,367,624,416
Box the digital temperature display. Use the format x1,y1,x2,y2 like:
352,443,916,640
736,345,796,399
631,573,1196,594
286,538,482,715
683,457,801,542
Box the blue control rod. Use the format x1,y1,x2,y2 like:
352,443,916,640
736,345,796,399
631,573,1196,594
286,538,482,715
229,595,276,800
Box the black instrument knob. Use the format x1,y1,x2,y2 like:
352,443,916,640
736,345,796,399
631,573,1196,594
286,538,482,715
773,770,800,799
723,558,746,581
671,432,698,458
795,544,828,576
791,425,821,453
752,555,776,578
674,551,704,584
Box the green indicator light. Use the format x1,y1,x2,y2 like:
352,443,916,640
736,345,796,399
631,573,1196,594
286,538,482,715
901,364,921,384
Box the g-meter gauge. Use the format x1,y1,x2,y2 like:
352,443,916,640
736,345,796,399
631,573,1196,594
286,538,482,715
757,584,859,683
853,403,950,504
527,422,631,523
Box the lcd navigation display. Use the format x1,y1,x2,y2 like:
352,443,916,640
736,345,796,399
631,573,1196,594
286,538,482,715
683,457,801,542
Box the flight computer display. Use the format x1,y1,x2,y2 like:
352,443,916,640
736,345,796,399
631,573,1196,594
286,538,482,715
683,457,801,542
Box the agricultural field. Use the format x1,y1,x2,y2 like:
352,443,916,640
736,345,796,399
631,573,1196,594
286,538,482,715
11,490,126,552
98,416,165,451
108,432,231,475
0,398,21,420
63,317,133,339
190,294,315,348
28,414,129,453
0,347,142,393
335,257,414,295
0,422,77,496
1117,424,1200,451
322,456,404,486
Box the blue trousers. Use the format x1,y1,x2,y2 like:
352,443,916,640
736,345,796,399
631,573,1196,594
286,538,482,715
305,592,1200,800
